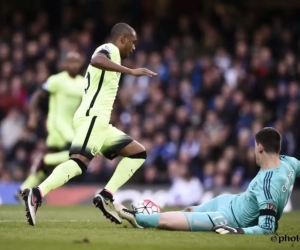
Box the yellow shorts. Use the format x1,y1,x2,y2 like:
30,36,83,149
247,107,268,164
69,116,133,160
46,131,70,152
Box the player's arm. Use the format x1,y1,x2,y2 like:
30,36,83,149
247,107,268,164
241,206,276,234
28,87,49,130
28,76,59,130
219,193,277,235
214,185,278,235
213,205,276,235
296,158,300,178
28,89,48,113
90,52,156,77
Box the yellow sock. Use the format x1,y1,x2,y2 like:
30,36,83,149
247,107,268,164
20,171,46,191
105,157,145,193
43,151,70,166
38,160,82,197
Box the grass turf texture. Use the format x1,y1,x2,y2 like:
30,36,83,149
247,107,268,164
0,206,299,250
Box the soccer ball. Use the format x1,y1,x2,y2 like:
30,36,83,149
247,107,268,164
133,199,162,214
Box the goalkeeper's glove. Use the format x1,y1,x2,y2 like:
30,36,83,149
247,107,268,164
213,225,245,234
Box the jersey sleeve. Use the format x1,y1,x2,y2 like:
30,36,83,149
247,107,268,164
296,159,300,178
42,75,60,93
97,48,111,59
243,177,278,235
95,44,113,59
281,155,300,178
94,44,119,63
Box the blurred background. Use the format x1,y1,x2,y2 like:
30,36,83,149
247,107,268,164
0,0,300,208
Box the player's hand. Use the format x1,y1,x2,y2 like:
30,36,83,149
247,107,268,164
27,113,38,131
131,68,157,77
213,225,245,234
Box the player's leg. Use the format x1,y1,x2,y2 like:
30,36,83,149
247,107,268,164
19,150,70,202
22,117,107,225
21,150,70,186
18,134,60,199
183,194,236,212
37,117,106,197
94,126,144,222
43,150,71,166
95,126,145,198
20,132,69,193
19,152,46,193
117,204,223,231
142,212,191,231
114,203,189,230
103,139,146,194
141,211,227,231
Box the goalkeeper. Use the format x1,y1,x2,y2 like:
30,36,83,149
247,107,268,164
117,128,300,234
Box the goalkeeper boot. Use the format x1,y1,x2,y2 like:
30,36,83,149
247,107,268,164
115,203,144,229
93,190,122,224
22,188,42,226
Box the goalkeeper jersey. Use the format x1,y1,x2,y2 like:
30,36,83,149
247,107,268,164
231,155,300,234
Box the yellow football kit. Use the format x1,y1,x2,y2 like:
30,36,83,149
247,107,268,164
70,43,133,160
42,71,84,150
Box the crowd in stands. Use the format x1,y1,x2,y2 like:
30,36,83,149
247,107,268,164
1,2,300,195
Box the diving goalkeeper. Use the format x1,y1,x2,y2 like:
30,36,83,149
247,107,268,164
117,127,299,234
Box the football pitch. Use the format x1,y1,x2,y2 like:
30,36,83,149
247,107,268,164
0,206,299,250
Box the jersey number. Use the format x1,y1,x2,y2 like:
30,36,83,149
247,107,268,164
85,72,91,94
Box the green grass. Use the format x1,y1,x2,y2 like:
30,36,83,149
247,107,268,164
0,206,299,250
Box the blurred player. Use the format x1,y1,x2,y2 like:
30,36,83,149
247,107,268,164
22,23,157,225
117,127,299,235
18,52,83,198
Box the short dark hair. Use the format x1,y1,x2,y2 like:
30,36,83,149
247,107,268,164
110,23,134,40
255,127,281,154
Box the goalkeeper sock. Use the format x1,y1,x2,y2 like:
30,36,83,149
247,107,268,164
136,214,161,228
104,156,145,193
43,151,70,166
38,159,83,197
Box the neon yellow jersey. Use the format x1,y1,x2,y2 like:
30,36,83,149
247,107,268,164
73,43,121,122
42,71,84,143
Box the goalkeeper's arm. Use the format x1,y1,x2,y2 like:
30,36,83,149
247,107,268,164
214,210,276,235
242,211,276,235
242,191,278,235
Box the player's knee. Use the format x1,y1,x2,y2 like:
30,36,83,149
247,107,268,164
70,154,89,173
183,206,194,212
128,150,147,159
158,214,172,229
139,144,146,152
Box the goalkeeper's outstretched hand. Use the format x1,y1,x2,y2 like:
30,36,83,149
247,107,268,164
213,225,245,234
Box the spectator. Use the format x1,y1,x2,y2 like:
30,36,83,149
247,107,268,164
179,129,200,158
0,1,299,189
167,162,203,207
202,161,215,189
0,109,25,152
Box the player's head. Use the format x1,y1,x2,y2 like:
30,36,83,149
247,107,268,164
254,127,281,164
65,51,82,76
110,23,137,59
